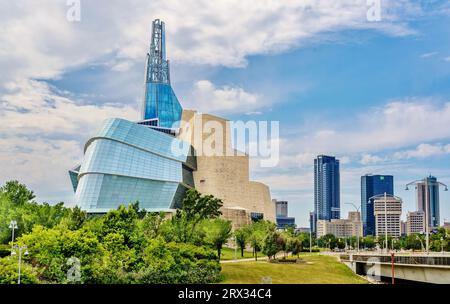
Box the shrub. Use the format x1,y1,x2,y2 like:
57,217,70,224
135,238,222,283
0,244,11,258
0,257,40,284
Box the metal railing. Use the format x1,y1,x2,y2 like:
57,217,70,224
340,254,450,266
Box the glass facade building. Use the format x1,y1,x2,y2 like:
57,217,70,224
361,174,394,236
276,217,296,229
313,155,340,234
69,19,195,214
70,118,193,213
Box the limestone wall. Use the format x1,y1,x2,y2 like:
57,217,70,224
177,109,275,225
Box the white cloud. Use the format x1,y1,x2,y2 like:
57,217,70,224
0,79,139,202
393,143,450,160
360,153,386,164
186,80,261,114
294,99,450,155
0,0,427,86
257,172,313,191
445,57,450,62
420,52,438,58
0,80,139,137
261,99,450,173
340,156,351,164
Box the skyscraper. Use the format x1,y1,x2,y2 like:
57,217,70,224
361,174,394,236
416,175,440,228
313,155,340,233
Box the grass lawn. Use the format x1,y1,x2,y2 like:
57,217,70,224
220,253,368,284
220,247,255,260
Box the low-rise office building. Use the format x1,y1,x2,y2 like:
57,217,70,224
316,212,362,238
272,199,295,229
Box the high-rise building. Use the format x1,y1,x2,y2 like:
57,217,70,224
316,211,362,238
416,175,440,228
69,19,276,227
374,197,402,238
274,200,288,217
406,211,425,235
361,174,394,236
313,155,340,233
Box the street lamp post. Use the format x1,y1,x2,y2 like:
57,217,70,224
234,235,237,261
405,179,448,254
384,193,387,253
11,244,28,284
309,225,312,253
8,220,18,252
345,203,361,252
416,235,424,252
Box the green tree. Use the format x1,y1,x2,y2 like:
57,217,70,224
64,206,87,230
248,221,276,261
362,235,376,249
262,231,281,259
234,227,249,257
101,203,139,246
289,237,303,257
165,189,224,243
319,234,337,249
0,180,35,206
140,212,166,240
0,190,70,244
202,218,232,258
182,189,223,222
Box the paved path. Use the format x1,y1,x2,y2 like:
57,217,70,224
220,253,284,263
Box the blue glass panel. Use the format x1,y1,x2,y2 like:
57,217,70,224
69,169,79,192
143,83,182,128
88,118,190,163
80,139,183,183
76,173,179,212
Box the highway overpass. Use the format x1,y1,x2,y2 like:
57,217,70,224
340,252,450,284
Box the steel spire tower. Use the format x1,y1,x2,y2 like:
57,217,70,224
141,19,182,130
145,19,170,84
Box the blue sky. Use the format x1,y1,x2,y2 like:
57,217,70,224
1,1,450,226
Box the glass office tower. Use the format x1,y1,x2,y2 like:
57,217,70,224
313,155,340,233
361,174,394,236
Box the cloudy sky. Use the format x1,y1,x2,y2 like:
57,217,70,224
1,0,450,226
